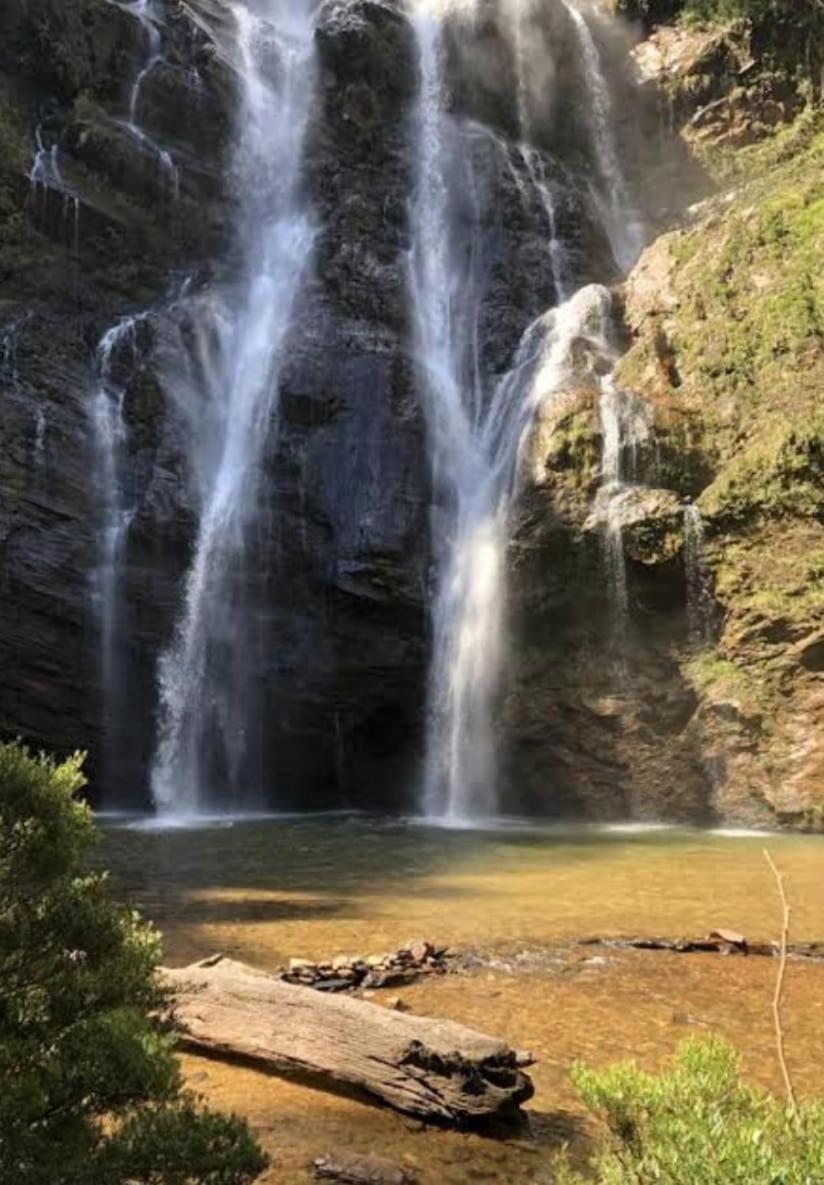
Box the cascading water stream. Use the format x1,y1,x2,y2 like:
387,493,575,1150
1,315,25,389
151,0,318,816
511,0,568,300
409,0,648,821
90,316,145,786
562,0,643,272
684,504,715,647
114,0,180,196
592,371,655,664
1,313,47,468
596,374,631,638
409,0,625,821
34,409,47,467
29,126,80,249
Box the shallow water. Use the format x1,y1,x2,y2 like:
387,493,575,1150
101,817,824,1184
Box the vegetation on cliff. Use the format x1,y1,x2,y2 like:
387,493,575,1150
612,90,824,823
0,742,266,1185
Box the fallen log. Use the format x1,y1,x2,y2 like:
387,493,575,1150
161,956,535,1125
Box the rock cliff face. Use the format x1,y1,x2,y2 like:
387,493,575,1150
0,0,821,825
503,7,824,829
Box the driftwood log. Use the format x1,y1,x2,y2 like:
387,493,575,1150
161,956,535,1125
580,934,824,960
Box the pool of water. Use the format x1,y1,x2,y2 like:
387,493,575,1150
101,817,824,1184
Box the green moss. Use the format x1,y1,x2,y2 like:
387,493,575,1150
624,120,824,515
701,418,824,528
684,651,771,706
625,512,683,565
548,409,600,481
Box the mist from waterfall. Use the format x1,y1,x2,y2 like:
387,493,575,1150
409,0,644,821
151,0,317,815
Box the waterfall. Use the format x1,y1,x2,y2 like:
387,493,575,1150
597,375,631,636
34,409,47,468
29,127,80,249
562,0,643,272
684,504,715,647
1,314,47,469
90,316,145,783
408,0,647,821
151,0,318,816
510,1,568,300
1,315,26,390
407,6,491,819
593,373,653,653
115,0,180,197
405,3,602,820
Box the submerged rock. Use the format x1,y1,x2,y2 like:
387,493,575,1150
313,1153,416,1185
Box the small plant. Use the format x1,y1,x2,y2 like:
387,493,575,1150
556,1035,824,1184
0,741,267,1185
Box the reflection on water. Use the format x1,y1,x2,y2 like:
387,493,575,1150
101,818,824,1184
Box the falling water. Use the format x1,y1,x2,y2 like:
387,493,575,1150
409,0,618,820
34,409,47,467
511,1,568,299
518,146,569,302
115,0,180,197
684,504,715,647
1,315,26,388
29,127,81,249
562,0,643,272
90,316,145,760
151,0,318,815
592,371,656,658
596,374,631,635
0,315,46,465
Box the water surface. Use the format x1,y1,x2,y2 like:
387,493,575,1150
101,818,824,1184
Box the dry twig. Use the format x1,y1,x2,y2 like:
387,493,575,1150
763,848,797,1114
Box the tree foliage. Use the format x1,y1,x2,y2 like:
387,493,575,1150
0,742,267,1185
558,1036,824,1184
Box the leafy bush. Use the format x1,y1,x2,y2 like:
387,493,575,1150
0,742,267,1185
558,1036,824,1184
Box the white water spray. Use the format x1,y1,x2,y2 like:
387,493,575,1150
151,0,318,815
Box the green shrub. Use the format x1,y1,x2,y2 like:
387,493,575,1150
0,742,267,1185
558,1036,824,1184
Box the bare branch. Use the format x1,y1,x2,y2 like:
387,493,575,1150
763,848,797,1115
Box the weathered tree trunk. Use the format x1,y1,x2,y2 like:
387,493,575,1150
161,956,534,1125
